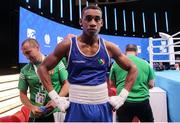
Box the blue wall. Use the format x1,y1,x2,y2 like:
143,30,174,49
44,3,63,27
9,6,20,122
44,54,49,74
19,7,149,63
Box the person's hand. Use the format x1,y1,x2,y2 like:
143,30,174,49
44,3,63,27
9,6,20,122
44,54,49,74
109,95,125,110
148,80,154,89
45,100,56,112
31,105,43,117
109,88,129,110
48,90,70,112
55,97,70,112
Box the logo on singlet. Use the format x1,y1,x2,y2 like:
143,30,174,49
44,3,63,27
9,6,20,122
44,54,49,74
98,58,105,65
72,60,86,63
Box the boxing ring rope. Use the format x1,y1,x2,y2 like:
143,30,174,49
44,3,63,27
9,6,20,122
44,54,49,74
149,31,180,67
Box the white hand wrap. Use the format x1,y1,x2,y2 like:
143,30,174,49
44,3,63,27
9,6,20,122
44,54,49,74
48,90,70,112
109,88,129,110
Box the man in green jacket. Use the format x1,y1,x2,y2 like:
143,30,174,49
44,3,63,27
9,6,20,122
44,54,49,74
109,44,155,122
18,38,69,122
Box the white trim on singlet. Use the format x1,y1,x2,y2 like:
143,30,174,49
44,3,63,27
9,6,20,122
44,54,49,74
75,37,101,57
69,82,109,104
102,39,111,67
67,37,73,69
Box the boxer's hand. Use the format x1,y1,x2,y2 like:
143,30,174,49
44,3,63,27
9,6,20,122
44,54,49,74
48,90,70,112
109,88,129,110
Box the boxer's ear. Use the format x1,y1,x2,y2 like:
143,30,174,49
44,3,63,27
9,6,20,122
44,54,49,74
79,18,82,28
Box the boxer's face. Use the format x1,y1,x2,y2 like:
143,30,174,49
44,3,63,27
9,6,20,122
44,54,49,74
80,9,103,36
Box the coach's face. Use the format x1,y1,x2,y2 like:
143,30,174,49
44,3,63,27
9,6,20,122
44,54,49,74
80,9,103,36
22,42,40,64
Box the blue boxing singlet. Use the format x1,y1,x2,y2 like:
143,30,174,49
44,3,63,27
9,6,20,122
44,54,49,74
65,37,112,122
67,37,110,85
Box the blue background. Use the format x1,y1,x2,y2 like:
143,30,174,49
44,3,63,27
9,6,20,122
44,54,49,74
19,7,154,63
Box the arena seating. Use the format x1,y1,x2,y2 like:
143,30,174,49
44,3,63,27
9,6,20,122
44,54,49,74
0,74,30,122
0,74,22,116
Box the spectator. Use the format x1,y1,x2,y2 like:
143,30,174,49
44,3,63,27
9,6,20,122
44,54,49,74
18,38,69,122
109,44,155,122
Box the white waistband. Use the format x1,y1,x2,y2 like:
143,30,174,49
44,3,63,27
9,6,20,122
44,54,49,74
69,83,109,104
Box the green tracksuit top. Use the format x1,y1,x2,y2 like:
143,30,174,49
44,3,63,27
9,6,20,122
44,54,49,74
18,61,68,118
109,55,155,102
